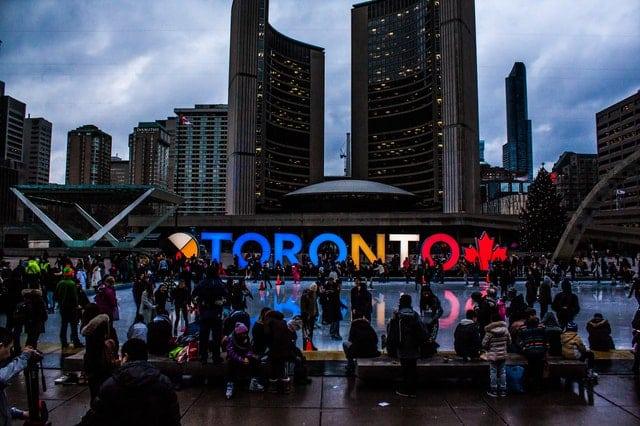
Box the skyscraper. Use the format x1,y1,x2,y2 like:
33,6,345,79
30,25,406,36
552,152,598,211
174,105,228,215
23,117,52,184
502,62,533,179
65,125,112,185
0,81,26,223
351,0,480,213
128,122,171,188
227,0,325,214
110,155,130,185
596,90,640,211
156,117,177,192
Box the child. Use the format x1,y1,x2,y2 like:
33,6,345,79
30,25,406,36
482,313,511,397
225,323,264,399
562,322,596,378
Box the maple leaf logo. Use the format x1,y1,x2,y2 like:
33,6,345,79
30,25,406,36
464,232,508,271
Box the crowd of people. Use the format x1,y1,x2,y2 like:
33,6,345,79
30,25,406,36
0,247,638,423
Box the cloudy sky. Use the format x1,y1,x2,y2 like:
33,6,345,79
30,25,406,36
1,0,639,183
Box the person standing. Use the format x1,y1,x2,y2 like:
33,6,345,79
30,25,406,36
192,265,227,364
16,288,48,350
81,304,118,404
95,276,118,322
482,313,511,397
386,294,427,398
552,278,580,329
171,279,190,335
138,282,155,325
300,283,318,350
538,276,553,318
321,280,345,340
350,278,372,322
56,267,83,349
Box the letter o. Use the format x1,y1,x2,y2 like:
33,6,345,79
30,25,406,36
421,233,460,271
308,233,347,266
232,233,271,269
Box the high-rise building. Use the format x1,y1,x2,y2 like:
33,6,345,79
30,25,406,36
596,90,640,210
502,62,533,180
351,0,480,213
65,125,112,185
110,155,130,185
552,152,598,211
156,117,177,192
227,0,325,214
128,122,171,188
23,116,52,184
479,140,486,164
174,105,228,215
0,81,26,223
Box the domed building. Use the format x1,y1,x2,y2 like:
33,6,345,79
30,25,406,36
283,179,417,212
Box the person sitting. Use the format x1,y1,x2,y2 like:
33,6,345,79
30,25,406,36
541,312,563,356
561,322,595,375
386,294,427,398
79,338,180,426
343,314,380,375
518,316,548,392
419,286,443,357
127,314,148,342
586,313,615,351
454,309,482,361
264,310,294,394
286,316,312,385
482,313,511,397
509,308,537,353
225,323,264,399
146,309,173,356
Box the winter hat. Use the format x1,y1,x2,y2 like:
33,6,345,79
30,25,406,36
309,283,318,292
399,294,412,309
565,322,578,332
234,322,248,335
63,267,74,278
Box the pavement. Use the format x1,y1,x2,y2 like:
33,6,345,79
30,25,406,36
6,369,640,425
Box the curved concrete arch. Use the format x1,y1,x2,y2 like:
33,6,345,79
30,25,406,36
553,149,640,261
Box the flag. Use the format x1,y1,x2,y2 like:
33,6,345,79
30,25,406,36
179,115,191,126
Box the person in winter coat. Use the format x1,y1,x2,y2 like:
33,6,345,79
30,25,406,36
81,304,119,404
525,269,540,308
127,315,148,342
454,309,482,361
79,338,180,426
552,278,580,329
386,294,428,397
343,316,380,374
586,313,615,351
350,279,372,322
171,279,190,335
300,283,318,350
222,308,251,338
251,307,271,356
147,311,173,356
192,265,228,364
138,282,155,325
95,276,118,322
225,322,264,399
153,284,169,316
482,314,512,397
541,312,563,356
519,316,548,391
0,328,39,426
561,322,595,371
419,286,444,355
56,267,83,349
15,288,48,350
321,279,346,340
538,276,553,317
264,310,296,393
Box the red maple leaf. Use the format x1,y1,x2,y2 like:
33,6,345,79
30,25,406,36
463,232,509,271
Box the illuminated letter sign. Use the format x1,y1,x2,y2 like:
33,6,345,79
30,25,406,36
463,231,508,271
200,232,232,262
274,233,303,266
232,233,271,268
420,233,460,271
308,233,347,266
389,234,420,262
351,234,386,268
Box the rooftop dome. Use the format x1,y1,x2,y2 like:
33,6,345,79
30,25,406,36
284,179,416,212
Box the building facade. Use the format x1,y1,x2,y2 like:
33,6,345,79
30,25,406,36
351,0,479,213
227,0,325,214
23,117,52,184
174,105,228,215
552,152,598,211
596,90,640,211
156,117,177,192
502,62,533,180
0,81,26,224
110,155,130,185
128,122,171,188
65,125,112,185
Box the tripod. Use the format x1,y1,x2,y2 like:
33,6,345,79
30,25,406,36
23,354,50,426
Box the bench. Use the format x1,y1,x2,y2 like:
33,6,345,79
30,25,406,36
356,353,595,405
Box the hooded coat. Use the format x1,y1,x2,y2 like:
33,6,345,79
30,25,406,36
586,317,615,351
79,361,180,426
561,331,587,360
482,321,511,361
454,319,482,359
541,313,563,356
552,280,580,325
386,307,427,359
81,314,118,382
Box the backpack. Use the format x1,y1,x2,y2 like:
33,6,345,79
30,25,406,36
13,301,32,324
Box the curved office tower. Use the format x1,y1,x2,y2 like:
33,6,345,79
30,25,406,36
227,0,325,214
352,0,479,212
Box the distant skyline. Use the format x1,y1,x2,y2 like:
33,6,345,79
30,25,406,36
1,0,638,184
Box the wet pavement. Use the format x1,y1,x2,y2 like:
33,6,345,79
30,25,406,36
31,280,640,351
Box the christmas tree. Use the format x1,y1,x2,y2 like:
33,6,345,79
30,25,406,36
519,167,567,253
